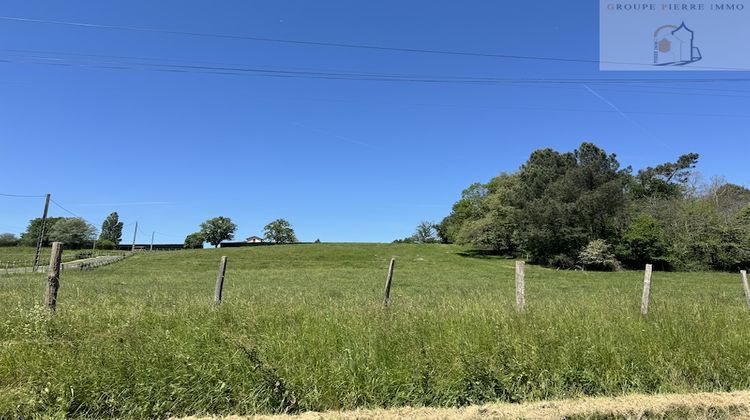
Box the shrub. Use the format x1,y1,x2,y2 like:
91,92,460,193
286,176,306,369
0,233,18,247
579,239,620,271
184,232,204,249
96,239,116,250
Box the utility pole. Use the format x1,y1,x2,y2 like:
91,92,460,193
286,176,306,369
131,221,138,252
32,193,51,272
150,231,155,251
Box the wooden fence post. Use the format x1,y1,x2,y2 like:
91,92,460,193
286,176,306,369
44,242,63,311
383,258,395,308
741,270,750,310
515,261,525,311
214,256,228,305
640,264,653,316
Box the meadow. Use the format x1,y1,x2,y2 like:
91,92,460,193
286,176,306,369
1,243,749,418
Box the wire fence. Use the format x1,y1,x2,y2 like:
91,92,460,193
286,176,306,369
0,250,132,274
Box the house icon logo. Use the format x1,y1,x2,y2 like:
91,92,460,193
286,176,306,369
653,22,702,66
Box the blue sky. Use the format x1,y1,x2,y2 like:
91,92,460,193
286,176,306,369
1,1,748,243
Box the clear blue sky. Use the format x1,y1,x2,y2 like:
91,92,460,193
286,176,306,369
1,1,748,243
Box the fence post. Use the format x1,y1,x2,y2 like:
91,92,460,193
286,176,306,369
214,256,228,305
515,261,525,311
641,264,653,316
383,258,396,308
44,242,63,311
741,270,750,310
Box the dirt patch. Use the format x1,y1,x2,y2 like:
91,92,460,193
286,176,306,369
179,390,750,419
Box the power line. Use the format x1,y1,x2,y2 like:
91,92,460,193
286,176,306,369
2,50,750,91
1,15,748,70
0,192,46,198
49,198,82,218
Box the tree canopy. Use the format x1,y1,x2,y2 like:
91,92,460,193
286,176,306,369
438,142,750,271
100,212,124,244
47,218,97,248
199,217,237,248
263,219,298,244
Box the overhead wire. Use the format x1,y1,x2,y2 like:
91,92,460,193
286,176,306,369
1,15,748,71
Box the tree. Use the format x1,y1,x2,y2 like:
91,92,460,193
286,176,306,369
438,183,489,243
47,218,97,248
263,219,298,244
0,233,18,247
617,214,668,269
184,232,205,249
455,173,520,253
199,217,237,248
18,217,63,247
631,153,699,200
413,221,439,243
515,143,629,266
99,212,124,244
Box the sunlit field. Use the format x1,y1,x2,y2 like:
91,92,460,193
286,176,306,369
1,243,749,418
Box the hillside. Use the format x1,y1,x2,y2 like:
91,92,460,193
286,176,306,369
2,243,750,418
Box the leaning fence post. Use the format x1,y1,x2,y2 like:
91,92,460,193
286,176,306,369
741,270,750,310
383,258,396,308
214,256,228,305
641,264,653,316
515,261,525,311
44,242,63,311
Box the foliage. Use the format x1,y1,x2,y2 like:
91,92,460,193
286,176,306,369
99,212,124,244
263,219,298,244
18,217,64,247
0,233,18,247
95,239,116,250
46,217,97,249
616,214,668,269
199,217,237,248
631,153,699,200
436,183,488,243
2,244,750,418
579,239,620,271
440,142,749,271
409,221,438,243
184,232,205,249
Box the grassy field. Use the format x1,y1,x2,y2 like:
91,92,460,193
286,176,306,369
1,243,749,418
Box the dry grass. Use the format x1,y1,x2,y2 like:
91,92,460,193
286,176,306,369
182,391,750,419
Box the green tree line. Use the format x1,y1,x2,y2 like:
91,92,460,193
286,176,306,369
438,142,750,271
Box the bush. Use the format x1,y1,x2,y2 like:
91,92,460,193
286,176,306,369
184,232,204,249
548,254,576,269
0,233,18,247
96,239,116,250
579,239,620,271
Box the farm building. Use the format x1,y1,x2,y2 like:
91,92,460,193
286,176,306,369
246,236,263,243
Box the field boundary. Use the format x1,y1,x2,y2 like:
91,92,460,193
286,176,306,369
190,391,750,419
0,253,131,275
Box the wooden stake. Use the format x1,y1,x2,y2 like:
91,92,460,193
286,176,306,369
214,256,228,305
44,242,63,311
515,261,525,311
641,264,653,316
383,258,395,308
741,270,750,310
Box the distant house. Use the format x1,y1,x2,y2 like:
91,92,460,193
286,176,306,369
246,236,263,243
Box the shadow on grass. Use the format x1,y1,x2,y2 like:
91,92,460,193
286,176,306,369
455,249,512,260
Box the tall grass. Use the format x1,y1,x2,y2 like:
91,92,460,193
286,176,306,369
1,244,749,418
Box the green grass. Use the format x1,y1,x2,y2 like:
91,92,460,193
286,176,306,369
1,243,749,418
